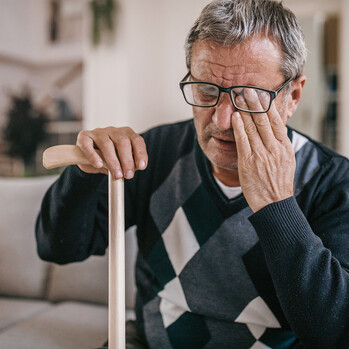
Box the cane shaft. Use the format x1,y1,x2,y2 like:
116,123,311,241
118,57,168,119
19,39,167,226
42,145,126,348
108,174,125,349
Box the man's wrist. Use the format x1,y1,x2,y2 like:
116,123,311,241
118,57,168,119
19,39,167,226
248,196,312,255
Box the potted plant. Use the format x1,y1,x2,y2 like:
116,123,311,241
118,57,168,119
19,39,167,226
3,90,48,175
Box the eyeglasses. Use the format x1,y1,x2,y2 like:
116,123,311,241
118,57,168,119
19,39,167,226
179,71,291,113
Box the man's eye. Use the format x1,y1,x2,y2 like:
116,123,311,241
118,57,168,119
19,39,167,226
198,91,215,99
197,86,218,98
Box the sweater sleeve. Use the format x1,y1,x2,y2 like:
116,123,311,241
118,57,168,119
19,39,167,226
35,165,109,264
249,158,349,348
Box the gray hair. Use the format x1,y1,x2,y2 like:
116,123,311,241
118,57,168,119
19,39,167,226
185,0,307,80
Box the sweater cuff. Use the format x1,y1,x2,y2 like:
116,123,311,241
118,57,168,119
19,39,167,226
66,164,106,182
248,196,312,256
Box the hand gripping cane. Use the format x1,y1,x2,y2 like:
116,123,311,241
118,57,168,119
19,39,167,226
43,145,125,349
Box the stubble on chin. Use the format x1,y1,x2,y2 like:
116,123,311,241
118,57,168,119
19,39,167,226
197,129,239,171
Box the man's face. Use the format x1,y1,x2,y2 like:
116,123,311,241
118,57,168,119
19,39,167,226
190,37,289,174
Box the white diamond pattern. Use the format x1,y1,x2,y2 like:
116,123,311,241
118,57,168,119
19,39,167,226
158,277,190,328
247,323,266,340
250,341,272,349
235,296,281,329
162,207,200,275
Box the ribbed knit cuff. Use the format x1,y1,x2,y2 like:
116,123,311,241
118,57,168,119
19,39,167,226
248,196,312,256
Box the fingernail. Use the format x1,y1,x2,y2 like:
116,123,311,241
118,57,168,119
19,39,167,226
96,160,103,168
115,170,123,179
234,112,240,119
138,160,146,169
125,170,134,179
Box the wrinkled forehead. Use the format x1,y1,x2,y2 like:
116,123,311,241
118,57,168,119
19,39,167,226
190,37,284,86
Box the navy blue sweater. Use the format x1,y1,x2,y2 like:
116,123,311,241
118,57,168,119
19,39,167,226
36,120,349,348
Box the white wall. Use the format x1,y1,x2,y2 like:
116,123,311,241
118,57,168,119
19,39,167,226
286,14,326,141
0,0,45,59
83,0,211,133
0,0,81,65
338,0,349,157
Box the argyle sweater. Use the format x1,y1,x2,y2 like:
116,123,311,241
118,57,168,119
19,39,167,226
36,119,349,349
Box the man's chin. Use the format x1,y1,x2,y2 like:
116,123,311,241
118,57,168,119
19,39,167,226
198,138,238,171
213,161,239,171
207,154,239,172
206,149,239,171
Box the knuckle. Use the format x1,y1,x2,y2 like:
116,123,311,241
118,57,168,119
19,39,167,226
239,135,250,147
78,142,91,153
134,148,146,156
131,133,143,143
124,126,133,133
245,123,257,135
122,160,135,170
270,118,284,128
117,136,131,147
132,135,146,148
92,127,104,135
93,134,109,146
77,129,87,137
105,126,119,135
77,129,90,142
254,115,269,126
118,126,133,135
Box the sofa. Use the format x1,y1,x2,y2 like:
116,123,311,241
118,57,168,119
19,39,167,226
0,174,137,348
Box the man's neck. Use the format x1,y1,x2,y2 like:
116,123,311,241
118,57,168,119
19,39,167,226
212,164,240,187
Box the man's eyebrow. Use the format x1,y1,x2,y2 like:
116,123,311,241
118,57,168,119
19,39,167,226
189,73,268,89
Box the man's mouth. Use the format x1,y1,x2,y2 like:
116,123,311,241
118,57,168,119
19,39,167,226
211,136,236,150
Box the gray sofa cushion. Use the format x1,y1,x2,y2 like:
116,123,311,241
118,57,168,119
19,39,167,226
0,298,50,330
47,226,138,309
47,254,108,305
0,176,57,298
0,302,108,349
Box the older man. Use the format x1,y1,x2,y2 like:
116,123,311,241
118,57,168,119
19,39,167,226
36,0,349,348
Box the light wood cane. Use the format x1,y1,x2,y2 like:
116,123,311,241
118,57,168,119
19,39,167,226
43,145,125,349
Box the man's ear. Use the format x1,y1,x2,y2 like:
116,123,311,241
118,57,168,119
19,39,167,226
286,75,306,119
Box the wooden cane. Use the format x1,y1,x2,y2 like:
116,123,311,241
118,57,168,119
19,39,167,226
43,145,125,349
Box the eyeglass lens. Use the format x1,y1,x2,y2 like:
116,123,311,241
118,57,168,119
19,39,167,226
182,83,271,112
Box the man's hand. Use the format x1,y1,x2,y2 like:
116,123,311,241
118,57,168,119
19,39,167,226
76,127,148,179
231,91,296,212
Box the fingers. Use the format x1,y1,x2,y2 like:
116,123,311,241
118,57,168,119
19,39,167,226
231,111,252,159
235,89,287,150
235,94,265,150
76,127,148,179
77,131,104,169
131,134,148,170
267,102,289,142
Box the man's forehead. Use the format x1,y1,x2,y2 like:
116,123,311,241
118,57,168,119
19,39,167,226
190,38,283,83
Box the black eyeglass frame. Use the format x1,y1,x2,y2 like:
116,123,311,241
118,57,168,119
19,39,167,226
179,71,292,113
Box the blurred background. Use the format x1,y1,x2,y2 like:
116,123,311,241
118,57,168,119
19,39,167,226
0,0,348,177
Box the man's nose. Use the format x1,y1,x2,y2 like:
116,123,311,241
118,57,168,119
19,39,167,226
212,92,235,130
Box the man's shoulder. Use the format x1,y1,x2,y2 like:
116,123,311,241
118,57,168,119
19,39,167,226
141,118,196,153
290,127,349,192
290,127,349,166
142,118,194,138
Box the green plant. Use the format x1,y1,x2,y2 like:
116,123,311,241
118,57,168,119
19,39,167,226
3,91,48,166
90,0,116,45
